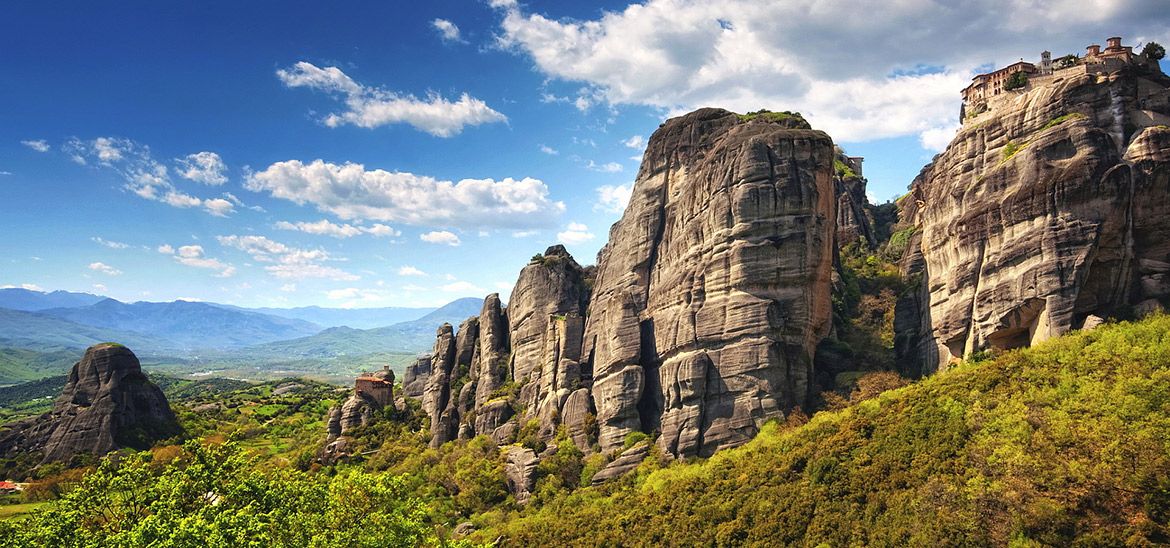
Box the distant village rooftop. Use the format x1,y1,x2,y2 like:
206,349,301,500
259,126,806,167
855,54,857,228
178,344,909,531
960,36,1162,123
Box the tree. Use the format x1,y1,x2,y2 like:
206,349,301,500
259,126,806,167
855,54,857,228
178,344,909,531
1141,41,1165,61
1004,71,1028,91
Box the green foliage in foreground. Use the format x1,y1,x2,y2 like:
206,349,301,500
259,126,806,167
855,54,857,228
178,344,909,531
476,316,1170,546
0,438,454,548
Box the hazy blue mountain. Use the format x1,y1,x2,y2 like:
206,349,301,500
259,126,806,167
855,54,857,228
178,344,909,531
38,299,322,349
0,288,105,311
240,297,484,359
0,308,177,355
209,304,436,329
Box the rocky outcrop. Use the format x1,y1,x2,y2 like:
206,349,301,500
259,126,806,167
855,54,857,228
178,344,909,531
834,149,877,250
402,356,431,399
0,343,180,463
423,324,458,447
583,108,836,457
896,66,1170,373
590,442,651,485
504,446,539,505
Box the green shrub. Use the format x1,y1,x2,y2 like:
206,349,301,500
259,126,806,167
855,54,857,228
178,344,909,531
1041,112,1085,130
1004,71,1028,91
1002,140,1023,161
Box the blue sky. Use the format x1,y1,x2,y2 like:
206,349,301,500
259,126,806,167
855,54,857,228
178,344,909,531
2,0,1167,308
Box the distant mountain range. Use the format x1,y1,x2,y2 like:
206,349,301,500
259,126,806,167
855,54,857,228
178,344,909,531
242,297,484,359
0,288,105,311
39,299,321,350
0,289,486,384
209,303,435,329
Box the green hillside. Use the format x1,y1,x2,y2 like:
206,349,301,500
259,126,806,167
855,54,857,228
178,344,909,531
477,315,1170,546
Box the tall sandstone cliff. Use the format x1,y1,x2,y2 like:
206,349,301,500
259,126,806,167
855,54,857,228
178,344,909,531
0,343,179,463
404,108,838,463
584,108,836,457
896,65,1170,375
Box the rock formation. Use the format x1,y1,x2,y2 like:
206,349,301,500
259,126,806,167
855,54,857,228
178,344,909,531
895,64,1170,374
584,108,836,457
0,343,180,463
325,366,394,441
401,356,431,399
390,108,837,475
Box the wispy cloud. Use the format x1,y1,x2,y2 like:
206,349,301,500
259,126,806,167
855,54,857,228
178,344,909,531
275,219,401,238
88,262,123,276
277,61,506,137
586,160,623,173
159,243,236,277
64,137,234,216
538,144,558,155
21,139,50,152
217,234,357,281
432,18,466,44
175,151,228,185
91,237,130,249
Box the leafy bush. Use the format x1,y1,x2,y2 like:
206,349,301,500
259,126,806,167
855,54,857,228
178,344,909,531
1142,41,1165,61
1004,71,1028,91
834,159,857,179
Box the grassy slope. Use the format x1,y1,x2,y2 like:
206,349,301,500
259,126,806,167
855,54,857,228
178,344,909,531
480,316,1170,546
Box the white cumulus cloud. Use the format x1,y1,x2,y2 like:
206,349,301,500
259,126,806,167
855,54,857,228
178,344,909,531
398,265,427,276
245,159,564,229
557,222,595,244
175,151,228,185
276,61,506,137
420,230,461,246
595,183,633,214
623,135,645,149
490,0,1170,144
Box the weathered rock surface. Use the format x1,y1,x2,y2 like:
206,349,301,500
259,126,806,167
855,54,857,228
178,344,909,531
423,324,458,447
0,343,179,463
401,356,431,399
504,446,539,505
583,108,836,457
896,66,1170,373
474,294,509,408
508,245,591,418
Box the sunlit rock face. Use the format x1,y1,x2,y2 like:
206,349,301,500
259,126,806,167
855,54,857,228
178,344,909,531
896,66,1170,375
0,343,180,463
582,108,836,457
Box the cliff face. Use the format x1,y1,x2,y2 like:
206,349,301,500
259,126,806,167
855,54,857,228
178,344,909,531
896,67,1170,374
584,108,836,457
0,343,179,462
391,109,836,467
